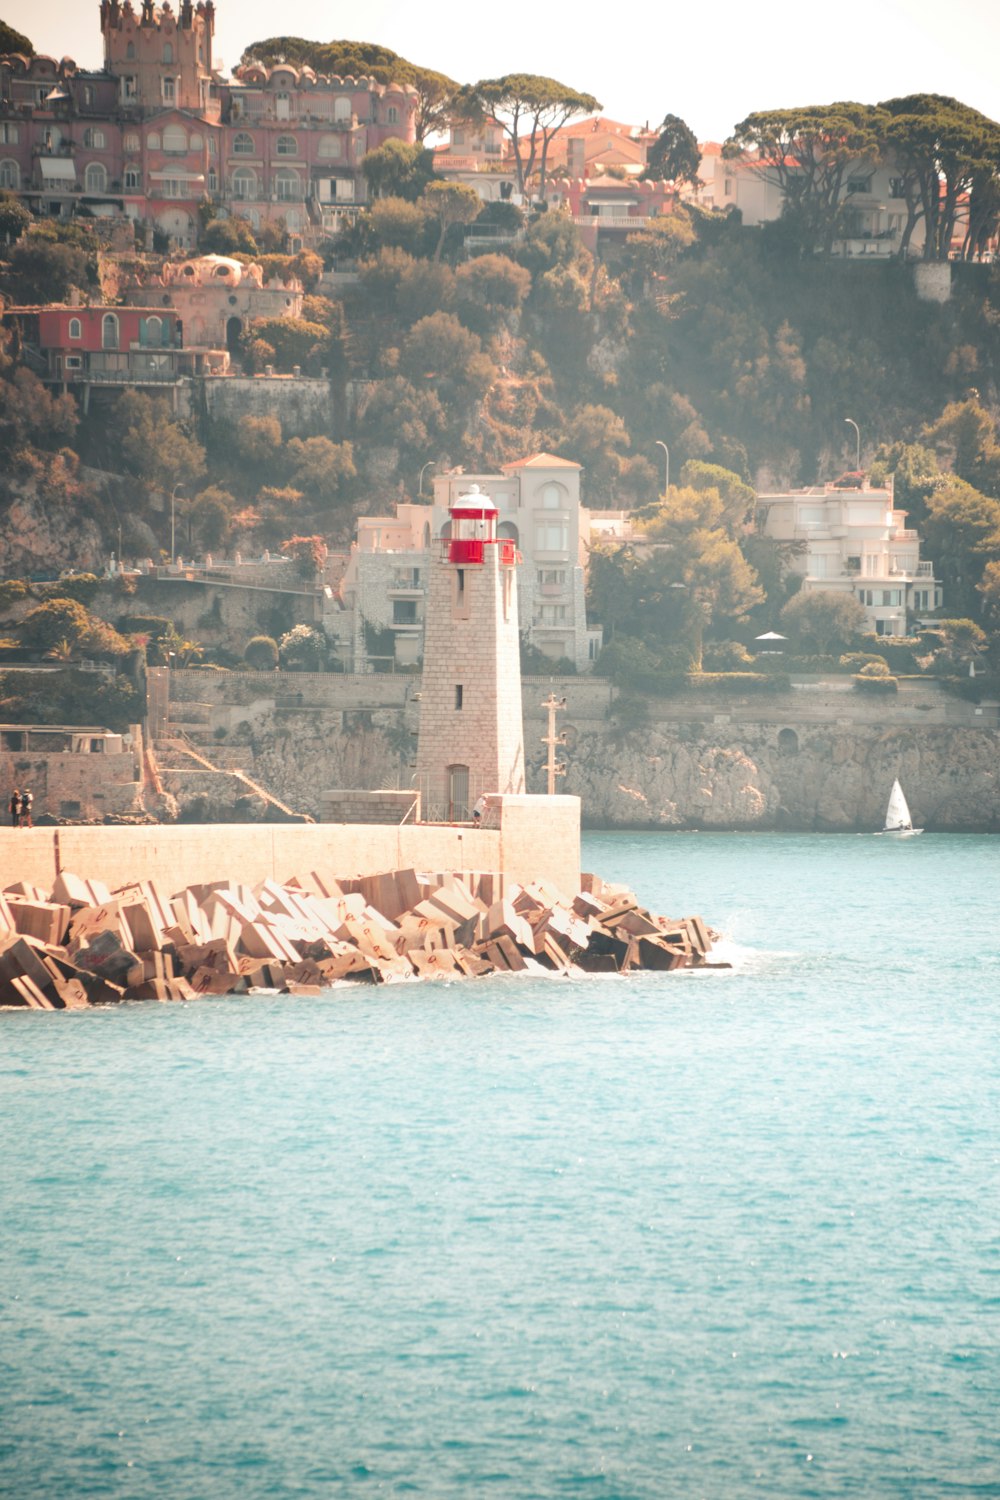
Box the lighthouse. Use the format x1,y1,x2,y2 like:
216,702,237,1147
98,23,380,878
415,485,525,821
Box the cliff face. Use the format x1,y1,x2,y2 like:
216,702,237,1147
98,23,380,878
0,482,104,576
549,721,1000,831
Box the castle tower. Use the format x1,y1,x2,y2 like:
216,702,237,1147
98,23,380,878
100,0,214,113
415,486,525,821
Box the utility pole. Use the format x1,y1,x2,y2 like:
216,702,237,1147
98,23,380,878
540,692,567,796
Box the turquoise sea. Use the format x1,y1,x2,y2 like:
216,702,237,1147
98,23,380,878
2,831,999,1499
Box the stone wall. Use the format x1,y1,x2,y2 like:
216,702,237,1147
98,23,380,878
202,374,335,434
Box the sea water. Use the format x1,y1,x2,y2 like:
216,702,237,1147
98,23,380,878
1,832,998,1499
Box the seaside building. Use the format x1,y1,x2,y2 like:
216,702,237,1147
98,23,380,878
758,475,942,635
339,453,604,673
414,485,524,821
0,0,417,248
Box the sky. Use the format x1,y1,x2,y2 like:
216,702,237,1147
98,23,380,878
13,0,1000,143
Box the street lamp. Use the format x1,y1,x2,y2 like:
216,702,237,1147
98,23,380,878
844,417,861,470
418,460,437,499
170,483,185,564
655,440,670,495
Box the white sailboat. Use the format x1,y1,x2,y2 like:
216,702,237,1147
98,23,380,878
880,779,923,836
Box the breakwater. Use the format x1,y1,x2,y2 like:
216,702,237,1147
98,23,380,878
0,863,719,1008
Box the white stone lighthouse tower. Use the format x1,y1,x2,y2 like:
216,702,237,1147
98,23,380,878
415,485,525,820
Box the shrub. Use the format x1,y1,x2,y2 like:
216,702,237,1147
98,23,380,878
0,579,31,611
853,671,898,693
687,671,791,694
116,614,174,639
244,635,279,670
37,573,100,607
840,652,889,673
20,597,90,649
702,640,754,670
607,694,651,735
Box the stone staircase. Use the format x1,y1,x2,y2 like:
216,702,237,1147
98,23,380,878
153,732,311,822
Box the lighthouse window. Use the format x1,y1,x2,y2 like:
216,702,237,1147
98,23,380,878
455,685,464,710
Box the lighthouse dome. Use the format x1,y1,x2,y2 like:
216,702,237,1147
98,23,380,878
450,483,497,520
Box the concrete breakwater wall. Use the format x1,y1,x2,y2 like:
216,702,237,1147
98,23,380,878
0,797,581,899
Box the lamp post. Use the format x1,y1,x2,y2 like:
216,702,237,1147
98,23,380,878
170,483,185,564
844,417,861,470
418,460,437,499
655,440,670,495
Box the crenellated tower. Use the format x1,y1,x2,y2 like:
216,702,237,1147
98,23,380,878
100,0,214,113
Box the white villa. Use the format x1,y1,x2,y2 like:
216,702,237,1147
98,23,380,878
758,475,942,635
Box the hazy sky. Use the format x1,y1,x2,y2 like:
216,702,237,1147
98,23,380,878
16,0,1000,142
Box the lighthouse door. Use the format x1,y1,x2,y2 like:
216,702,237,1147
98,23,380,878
447,764,470,822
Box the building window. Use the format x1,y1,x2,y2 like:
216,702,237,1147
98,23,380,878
318,133,342,159
141,315,163,347
386,105,398,124
162,76,176,104
126,41,136,60
83,126,106,149
124,131,139,151
161,179,184,198
147,131,160,150
0,122,19,144
539,483,565,509
334,95,352,122
123,76,137,100
68,318,81,340
454,685,464,709
163,42,173,63
276,134,297,156
163,124,187,154
208,136,217,156
207,168,217,192
123,166,141,190
85,162,108,194
535,522,568,552
0,159,19,190
102,313,119,350
274,167,301,201
231,167,256,199
847,176,872,194
393,600,418,624
233,131,254,155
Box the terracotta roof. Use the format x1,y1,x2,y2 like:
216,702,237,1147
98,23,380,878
501,452,582,471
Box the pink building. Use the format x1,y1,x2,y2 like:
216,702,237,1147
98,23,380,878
0,1,417,248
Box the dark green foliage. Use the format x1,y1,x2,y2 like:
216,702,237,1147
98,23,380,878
642,114,701,186
686,671,791,694
0,19,33,53
200,217,259,256
116,615,174,639
19,597,89,649
853,672,899,693
0,668,142,731
37,574,100,607
244,635,279,670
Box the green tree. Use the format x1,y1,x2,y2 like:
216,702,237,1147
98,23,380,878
244,634,279,669
921,474,1000,614
454,253,532,336
780,589,868,654
356,375,447,458
556,404,630,500
679,460,756,533
922,397,1000,494
0,20,33,53
115,392,206,496
199,216,259,255
725,103,885,254
879,94,1000,260
642,114,701,186
0,190,30,244
456,74,601,201
240,317,332,374
187,486,235,551
6,231,94,302
236,414,283,476
286,436,356,506
362,138,437,201
398,312,495,403
419,181,481,261
20,597,90,651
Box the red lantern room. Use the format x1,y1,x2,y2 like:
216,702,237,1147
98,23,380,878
446,485,517,566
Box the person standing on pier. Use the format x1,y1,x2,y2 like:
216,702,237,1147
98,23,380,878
9,788,20,827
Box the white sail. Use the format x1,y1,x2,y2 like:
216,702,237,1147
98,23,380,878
884,779,912,832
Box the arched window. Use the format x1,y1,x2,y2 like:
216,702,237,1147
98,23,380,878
124,131,139,151
162,42,173,63
317,133,341,159
0,159,19,190
231,166,257,199
123,166,141,190
143,315,163,347
102,313,119,350
232,131,254,155
126,41,136,60
83,126,106,148
68,318,82,340
274,167,300,201
386,105,398,124
540,482,566,509
85,162,108,194
163,123,187,154
276,134,297,156
334,95,351,122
